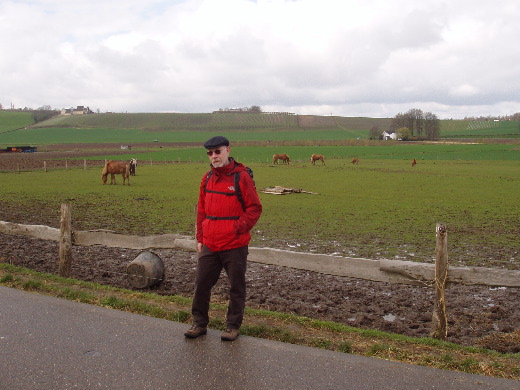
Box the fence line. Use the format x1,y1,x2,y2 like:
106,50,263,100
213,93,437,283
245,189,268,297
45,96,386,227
1,219,518,288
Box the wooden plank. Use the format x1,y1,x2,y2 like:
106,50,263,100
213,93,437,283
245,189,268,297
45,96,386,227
73,231,189,250
0,221,60,241
379,259,520,288
448,266,520,288
248,248,408,284
379,259,434,286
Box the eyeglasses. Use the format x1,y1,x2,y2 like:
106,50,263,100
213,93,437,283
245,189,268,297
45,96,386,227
206,149,223,156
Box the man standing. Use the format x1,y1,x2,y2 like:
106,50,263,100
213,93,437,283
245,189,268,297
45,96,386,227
185,136,262,341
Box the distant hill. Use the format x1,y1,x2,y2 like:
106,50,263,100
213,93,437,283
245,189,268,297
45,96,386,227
30,112,392,132
0,111,35,134
2,111,518,140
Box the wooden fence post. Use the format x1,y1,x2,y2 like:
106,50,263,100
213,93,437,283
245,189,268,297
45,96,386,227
44,161,47,172
58,203,72,277
84,159,87,170
430,223,448,340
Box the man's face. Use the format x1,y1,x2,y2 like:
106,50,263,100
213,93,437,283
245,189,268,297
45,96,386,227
207,146,230,168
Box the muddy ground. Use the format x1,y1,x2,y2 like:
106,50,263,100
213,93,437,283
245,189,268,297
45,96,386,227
1,148,519,353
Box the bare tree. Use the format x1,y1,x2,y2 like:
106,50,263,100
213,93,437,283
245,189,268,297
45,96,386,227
424,112,440,140
406,108,424,137
392,108,434,138
390,112,407,132
369,126,383,140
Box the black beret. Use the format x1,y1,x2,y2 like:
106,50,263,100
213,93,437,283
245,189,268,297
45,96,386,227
204,136,229,149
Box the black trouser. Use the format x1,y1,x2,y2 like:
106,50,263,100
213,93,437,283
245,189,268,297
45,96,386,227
191,245,248,329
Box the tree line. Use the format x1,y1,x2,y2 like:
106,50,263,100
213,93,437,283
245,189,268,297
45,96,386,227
369,108,441,141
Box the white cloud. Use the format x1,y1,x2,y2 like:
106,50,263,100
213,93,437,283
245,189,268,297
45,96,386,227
0,0,519,118
449,84,479,97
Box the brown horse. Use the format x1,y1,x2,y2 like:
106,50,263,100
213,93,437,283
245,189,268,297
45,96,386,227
352,157,359,164
412,158,417,167
310,154,325,165
273,153,290,165
102,160,130,185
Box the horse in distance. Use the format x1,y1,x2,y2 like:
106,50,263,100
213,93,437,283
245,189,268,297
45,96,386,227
310,154,325,165
102,160,130,185
129,158,137,176
273,153,290,165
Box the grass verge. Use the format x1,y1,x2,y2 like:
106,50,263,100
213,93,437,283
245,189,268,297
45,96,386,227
1,263,518,380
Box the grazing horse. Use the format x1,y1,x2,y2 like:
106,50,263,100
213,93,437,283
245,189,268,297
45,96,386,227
102,160,130,185
351,157,359,164
310,154,325,165
273,153,290,165
412,158,417,167
129,158,137,176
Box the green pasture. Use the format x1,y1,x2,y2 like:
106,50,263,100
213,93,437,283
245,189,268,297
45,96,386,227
90,143,520,163
441,119,520,138
0,126,369,147
0,111,34,134
1,157,518,270
1,123,517,148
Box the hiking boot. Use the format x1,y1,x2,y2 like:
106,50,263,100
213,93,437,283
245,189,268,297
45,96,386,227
184,325,207,339
221,328,240,341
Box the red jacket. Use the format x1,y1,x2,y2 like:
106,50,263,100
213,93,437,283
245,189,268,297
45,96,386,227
196,159,262,252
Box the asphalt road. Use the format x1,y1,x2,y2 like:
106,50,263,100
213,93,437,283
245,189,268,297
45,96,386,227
0,286,517,390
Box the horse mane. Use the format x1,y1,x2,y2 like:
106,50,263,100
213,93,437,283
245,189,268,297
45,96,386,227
101,161,110,176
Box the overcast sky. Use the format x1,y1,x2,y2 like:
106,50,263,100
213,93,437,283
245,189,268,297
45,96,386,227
1,0,518,119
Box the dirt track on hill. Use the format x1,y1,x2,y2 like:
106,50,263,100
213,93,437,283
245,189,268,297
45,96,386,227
0,147,519,353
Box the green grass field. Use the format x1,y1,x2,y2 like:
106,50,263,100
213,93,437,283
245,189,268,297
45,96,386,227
0,111,34,134
1,157,518,270
441,119,520,138
0,126,371,146
86,143,520,163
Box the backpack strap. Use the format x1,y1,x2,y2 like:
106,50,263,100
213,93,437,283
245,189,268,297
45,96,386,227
203,170,246,217
234,171,246,212
204,170,238,197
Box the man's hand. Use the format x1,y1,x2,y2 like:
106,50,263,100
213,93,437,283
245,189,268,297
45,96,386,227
197,243,203,253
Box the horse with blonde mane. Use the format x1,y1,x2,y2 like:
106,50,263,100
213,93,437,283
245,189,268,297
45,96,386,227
310,154,325,165
352,157,359,164
102,160,130,185
273,153,290,165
